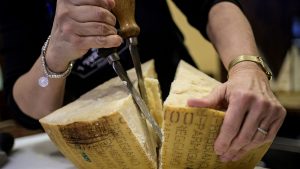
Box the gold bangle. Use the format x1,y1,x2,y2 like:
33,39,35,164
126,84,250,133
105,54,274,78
228,55,272,80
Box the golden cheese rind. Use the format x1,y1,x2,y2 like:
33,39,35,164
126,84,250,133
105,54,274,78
160,107,271,169
42,113,157,169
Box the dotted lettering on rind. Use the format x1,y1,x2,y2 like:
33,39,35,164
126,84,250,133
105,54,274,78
162,108,227,169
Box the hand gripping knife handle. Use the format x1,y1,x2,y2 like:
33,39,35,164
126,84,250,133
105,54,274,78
98,0,163,143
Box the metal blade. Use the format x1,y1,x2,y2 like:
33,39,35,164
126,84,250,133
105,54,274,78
107,53,163,143
128,37,148,104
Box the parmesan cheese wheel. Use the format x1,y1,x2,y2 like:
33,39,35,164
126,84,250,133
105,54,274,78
40,60,271,169
160,60,271,169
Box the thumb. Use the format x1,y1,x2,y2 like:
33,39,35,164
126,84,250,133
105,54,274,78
187,85,227,109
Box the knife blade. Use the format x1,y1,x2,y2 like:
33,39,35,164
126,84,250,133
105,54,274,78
107,52,162,142
98,0,163,143
128,37,148,105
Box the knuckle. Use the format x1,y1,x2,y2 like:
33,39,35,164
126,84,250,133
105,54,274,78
215,141,229,152
223,123,239,135
61,22,74,35
232,90,255,103
96,24,104,35
56,8,69,21
271,103,286,119
95,9,106,21
277,105,287,117
281,107,287,117
106,0,115,9
96,24,113,35
258,97,270,107
95,36,106,46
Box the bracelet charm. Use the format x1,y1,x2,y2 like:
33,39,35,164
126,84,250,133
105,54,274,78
38,76,49,88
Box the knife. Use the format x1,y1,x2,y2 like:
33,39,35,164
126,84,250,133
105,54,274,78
97,0,162,143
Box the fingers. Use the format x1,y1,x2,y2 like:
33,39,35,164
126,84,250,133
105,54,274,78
53,16,121,49
218,98,267,161
218,96,286,162
69,0,115,9
214,92,251,156
71,21,117,36
188,85,227,109
230,119,275,161
50,0,122,60
76,35,123,49
69,5,116,25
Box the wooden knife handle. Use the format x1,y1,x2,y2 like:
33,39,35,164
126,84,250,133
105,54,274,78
112,0,140,38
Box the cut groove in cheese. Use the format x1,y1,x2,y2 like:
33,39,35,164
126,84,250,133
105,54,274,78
40,60,160,169
160,60,271,169
144,77,163,127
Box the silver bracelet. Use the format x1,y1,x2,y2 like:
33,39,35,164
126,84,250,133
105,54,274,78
38,35,74,87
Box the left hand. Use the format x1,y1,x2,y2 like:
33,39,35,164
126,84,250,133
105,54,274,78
187,65,286,162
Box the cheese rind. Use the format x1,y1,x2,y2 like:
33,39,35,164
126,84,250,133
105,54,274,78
160,60,271,169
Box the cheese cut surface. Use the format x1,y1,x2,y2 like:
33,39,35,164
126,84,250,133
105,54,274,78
40,60,159,169
144,77,163,127
160,60,271,169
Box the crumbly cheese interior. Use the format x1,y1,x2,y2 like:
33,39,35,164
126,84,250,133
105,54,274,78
164,61,220,107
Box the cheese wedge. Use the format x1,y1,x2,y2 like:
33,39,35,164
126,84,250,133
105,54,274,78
160,60,271,169
40,60,160,169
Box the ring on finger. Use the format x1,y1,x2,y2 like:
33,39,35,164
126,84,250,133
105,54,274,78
257,127,268,135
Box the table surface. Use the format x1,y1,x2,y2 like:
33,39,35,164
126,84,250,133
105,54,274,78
2,133,268,169
3,133,75,169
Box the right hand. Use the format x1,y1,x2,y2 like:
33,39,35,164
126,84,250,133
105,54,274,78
46,0,122,72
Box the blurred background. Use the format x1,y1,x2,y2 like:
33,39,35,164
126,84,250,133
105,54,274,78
1,0,300,168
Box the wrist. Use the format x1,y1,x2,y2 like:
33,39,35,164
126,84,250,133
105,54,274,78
39,36,74,85
227,55,272,80
46,41,73,73
45,49,72,73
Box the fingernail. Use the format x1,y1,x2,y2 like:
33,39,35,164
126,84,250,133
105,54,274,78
215,149,224,155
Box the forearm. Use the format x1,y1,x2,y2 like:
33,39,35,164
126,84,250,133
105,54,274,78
13,55,66,119
200,2,286,162
207,2,262,74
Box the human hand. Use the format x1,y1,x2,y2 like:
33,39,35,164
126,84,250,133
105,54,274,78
46,0,122,72
187,64,286,162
